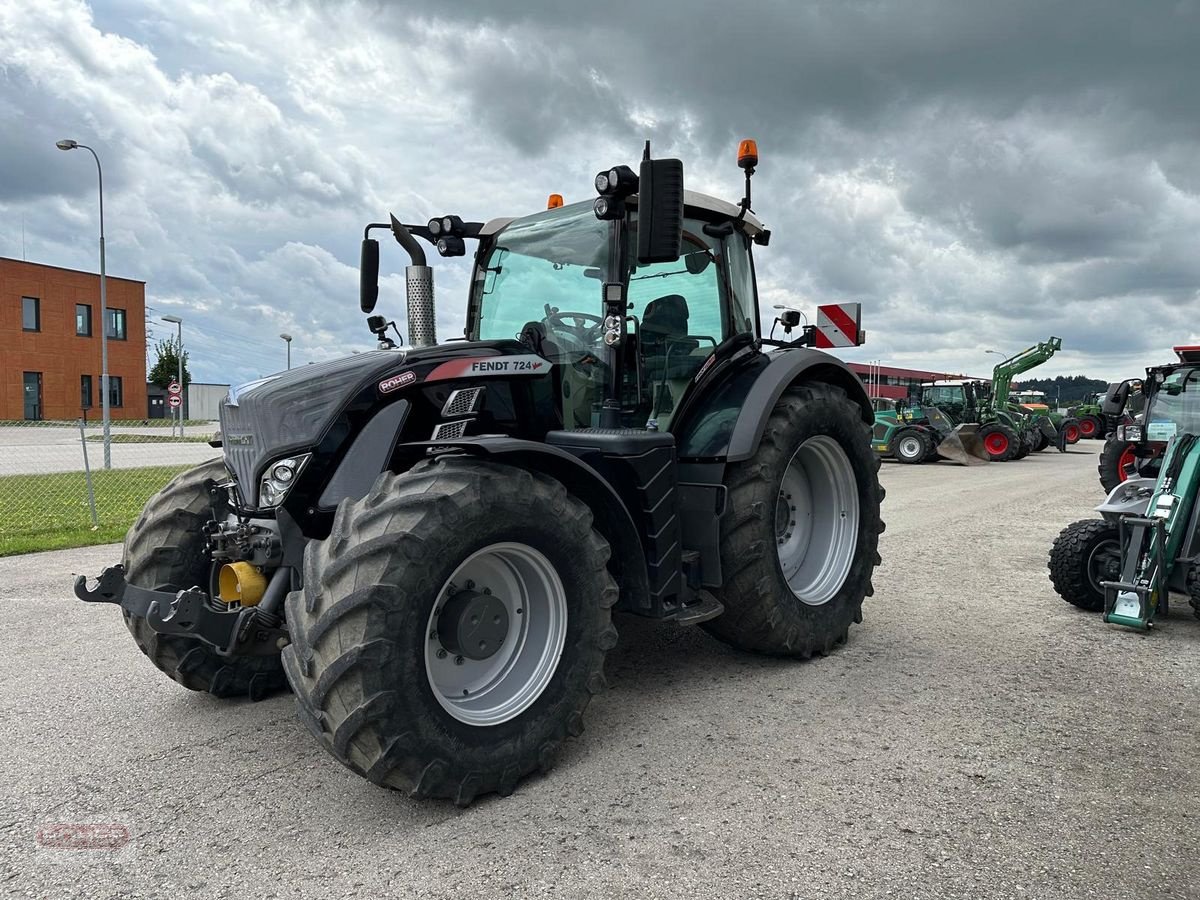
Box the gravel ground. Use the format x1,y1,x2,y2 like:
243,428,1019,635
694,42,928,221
2,446,1198,899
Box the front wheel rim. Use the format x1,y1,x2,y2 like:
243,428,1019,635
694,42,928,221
897,436,922,459
424,542,567,726
985,433,1008,456
1086,539,1120,595
775,435,861,606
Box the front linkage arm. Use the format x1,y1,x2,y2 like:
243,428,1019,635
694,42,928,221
73,565,287,657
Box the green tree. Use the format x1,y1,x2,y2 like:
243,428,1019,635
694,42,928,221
148,337,192,389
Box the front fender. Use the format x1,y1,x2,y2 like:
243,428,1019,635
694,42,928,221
395,437,651,610
677,348,872,462
1096,477,1155,519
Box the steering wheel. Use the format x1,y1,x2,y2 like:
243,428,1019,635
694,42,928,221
543,308,604,343
542,307,606,377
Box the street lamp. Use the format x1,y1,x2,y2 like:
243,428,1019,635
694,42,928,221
280,333,293,370
57,139,111,468
162,314,183,436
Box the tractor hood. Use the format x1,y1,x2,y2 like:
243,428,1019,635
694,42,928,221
219,350,411,506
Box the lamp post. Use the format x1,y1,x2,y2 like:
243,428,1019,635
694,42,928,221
162,314,183,436
56,139,111,468
280,333,293,370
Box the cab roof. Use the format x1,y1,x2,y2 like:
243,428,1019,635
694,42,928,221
480,190,766,239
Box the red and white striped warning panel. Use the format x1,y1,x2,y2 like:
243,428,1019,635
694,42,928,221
814,302,864,348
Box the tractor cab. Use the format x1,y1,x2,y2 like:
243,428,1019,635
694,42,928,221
467,192,764,432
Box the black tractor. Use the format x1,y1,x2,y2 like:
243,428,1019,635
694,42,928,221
75,141,884,804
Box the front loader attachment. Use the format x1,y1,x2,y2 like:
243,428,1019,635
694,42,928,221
937,424,990,466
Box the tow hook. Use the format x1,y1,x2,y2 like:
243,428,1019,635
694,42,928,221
74,565,288,657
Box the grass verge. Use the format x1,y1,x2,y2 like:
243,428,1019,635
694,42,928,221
0,464,192,557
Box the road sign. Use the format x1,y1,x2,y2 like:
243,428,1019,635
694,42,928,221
814,302,864,348
168,394,182,408
167,381,182,396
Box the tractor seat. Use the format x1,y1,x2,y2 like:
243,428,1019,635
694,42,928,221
642,294,704,381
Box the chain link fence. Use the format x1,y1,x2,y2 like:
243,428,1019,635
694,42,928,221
0,418,222,556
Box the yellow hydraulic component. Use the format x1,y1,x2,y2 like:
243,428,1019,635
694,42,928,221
218,562,267,606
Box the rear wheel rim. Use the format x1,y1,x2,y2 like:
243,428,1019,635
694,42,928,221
775,435,860,606
1080,419,1096,436
897,435,922,459
425,542,567,726
985,432,1009,456
1065,425,1079,442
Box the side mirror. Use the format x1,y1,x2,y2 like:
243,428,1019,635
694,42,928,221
360,238,380,313
684,250,712,275
1101,381,1129,416
637,157,684,264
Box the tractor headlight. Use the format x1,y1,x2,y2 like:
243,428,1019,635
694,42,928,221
258,454,310,509
427,217,442,236
1118,425,1142,442
594,171,611,193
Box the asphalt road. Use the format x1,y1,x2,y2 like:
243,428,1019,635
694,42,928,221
0,425,220,475
3,446,1198,899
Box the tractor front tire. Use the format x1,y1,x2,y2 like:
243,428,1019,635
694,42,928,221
122,460,289,700
893,428,931,464
282,459,617,805
979,424,1018,461
1098,438,1137,493
1048,519,1120,612
703,382,884,658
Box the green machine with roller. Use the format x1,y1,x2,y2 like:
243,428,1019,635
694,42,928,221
1049,346,1200,630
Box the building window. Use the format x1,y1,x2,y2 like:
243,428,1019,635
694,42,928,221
81,375,93,409
106,308,127,340
108,376,124,408
22,296,40,332
76,304,93,336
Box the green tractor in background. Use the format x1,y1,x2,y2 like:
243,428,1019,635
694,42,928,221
1012,390,1081,446
919,379,1035,462
871,395,988,465
1067,392,1107,440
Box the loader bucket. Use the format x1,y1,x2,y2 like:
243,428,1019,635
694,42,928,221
1037,418,1059,445
936,424,990,465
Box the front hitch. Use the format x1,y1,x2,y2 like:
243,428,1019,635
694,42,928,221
74,565,288,657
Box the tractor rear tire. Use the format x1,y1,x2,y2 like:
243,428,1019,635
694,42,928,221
1031,430,1049,452
1078,415,1103,440
893,428,930,464
282,458,617,805
1012,436,1031,460
1048,519,1120,612
1062,419,1081,445
703,382,884,658
979,424,1018,461
1098,438,1137,493
122,460,289,700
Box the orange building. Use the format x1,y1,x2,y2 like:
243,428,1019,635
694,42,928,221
1,257,147,421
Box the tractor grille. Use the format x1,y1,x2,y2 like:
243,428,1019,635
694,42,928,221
431,420,470,442
442,388,483,417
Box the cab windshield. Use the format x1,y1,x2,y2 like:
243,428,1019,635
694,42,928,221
473,203,609,342
1146,366,1200,440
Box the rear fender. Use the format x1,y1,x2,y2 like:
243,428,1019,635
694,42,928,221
395,437,650,610
676,348,872,462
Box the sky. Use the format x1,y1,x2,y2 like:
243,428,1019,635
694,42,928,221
2,0,1199,386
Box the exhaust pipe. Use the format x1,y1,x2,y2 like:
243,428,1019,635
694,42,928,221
390,214,436,347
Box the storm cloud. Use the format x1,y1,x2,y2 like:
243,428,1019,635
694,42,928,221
2,0,1198,384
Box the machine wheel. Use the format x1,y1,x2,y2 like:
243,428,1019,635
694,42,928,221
1188,568,1200,621
703,381,884,657
978,424,1018,461
1062,420,1081,444
893,429,931,464
122,460,289,700
1031,430,1049,452
1098,439,1138,492
1047,519,1121,612
1012,435,1031,460
283,458,617,805
1078,415,1103,439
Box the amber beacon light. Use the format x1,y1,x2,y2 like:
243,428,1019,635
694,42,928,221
737,139,759,170
547,193,564,209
